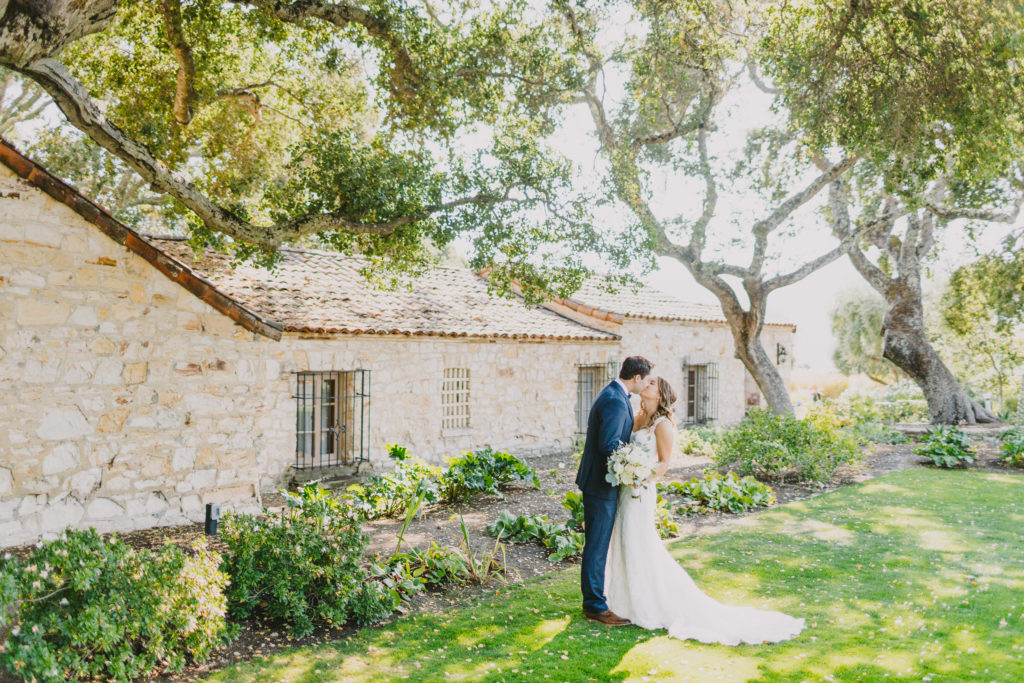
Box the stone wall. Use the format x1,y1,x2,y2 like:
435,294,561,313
0,164,616,545
610,318,794,426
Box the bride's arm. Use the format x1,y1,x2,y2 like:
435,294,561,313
652,420,676,479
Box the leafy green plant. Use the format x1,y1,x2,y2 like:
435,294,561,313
544,527,585,562
660,472,776,515
655,494,679,538
220,483,371,637
485,508,584,563
714,409,861,484
439,449,539,503
486,511,559,544
345,446,442,519
451,513,509,583
914,426,977,468
1000,428,1024,466
561,491,585,531
0,529,229,682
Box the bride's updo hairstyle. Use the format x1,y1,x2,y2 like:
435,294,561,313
650,377,678,425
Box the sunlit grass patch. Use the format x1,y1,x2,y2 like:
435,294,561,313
206,469,1024,682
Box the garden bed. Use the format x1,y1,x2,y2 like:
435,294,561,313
1,439,1014,682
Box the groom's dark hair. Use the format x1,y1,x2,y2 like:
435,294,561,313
619,356,654,380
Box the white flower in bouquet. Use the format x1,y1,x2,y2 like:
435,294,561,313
605,441,657,496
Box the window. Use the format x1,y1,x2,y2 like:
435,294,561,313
442,367,471,430
575,361,617,434
294,370,370,468
681,361,719,424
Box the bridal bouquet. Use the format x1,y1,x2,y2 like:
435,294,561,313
605,441,658,497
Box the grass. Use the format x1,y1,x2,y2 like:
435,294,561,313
206,469,1024,682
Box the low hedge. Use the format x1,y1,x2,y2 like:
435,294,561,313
0,529,229,683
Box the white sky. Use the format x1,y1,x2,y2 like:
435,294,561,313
523,61,1023,373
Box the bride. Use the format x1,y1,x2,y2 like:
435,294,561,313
605,376,805,645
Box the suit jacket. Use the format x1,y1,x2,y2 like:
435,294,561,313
575,381,634,500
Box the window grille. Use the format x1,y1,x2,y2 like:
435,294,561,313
442,367,471,430
575,360,617,434
294,370,370,469
681,360,719,424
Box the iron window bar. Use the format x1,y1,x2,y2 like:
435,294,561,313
293,369,370,469
680,359,719,425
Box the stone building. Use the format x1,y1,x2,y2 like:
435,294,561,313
0,140,792,545
545,280,796,428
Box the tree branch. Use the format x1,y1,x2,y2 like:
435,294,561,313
228,0,418,97
18,57,507,248
688,124,717,257
826,176,895,294
749,156,857,275
157,0,196,126
746,62,779,94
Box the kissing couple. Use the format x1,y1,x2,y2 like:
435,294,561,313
575,356,804,645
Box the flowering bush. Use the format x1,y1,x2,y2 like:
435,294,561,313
0,529,229,682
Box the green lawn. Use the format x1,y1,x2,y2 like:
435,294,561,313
207,469,1024,682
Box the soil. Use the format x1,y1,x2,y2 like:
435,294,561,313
2,438,1017,682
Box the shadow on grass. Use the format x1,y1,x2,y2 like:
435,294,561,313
208,469,1024,682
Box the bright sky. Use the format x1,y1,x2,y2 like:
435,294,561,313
531,61,1023,373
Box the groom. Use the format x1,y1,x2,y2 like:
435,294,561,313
576,355,654,625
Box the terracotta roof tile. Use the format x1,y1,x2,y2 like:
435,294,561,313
558,278,796,328
149,238,618,341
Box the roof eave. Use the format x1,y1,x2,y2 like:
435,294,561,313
0,138,284,341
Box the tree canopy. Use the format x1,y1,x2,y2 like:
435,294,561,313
0,0,625,295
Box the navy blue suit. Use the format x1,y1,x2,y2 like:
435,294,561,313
576,381,634,613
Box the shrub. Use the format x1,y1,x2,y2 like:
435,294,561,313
220,483,370,637
913,426,977,468
439,449,539,503
660,471,776,514
811,398,907,444
678,427,718,457
714,409,861,484
1000,428,1024,466
346,580,401,626
0,529,229,683
345,445,441,519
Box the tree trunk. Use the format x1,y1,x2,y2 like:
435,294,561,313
882,288,999,424
729,312,794,416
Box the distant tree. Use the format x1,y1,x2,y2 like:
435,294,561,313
946,231,1024,333
830,292,902,385
941,255,1024,415
762,0,1024,423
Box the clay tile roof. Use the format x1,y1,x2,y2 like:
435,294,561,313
557,277,796,329
148,238,619,341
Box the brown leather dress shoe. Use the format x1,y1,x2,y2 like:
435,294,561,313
584,609,631,626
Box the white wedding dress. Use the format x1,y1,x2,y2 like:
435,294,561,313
605,417,805,645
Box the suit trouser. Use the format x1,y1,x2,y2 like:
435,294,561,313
581,492,618,613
